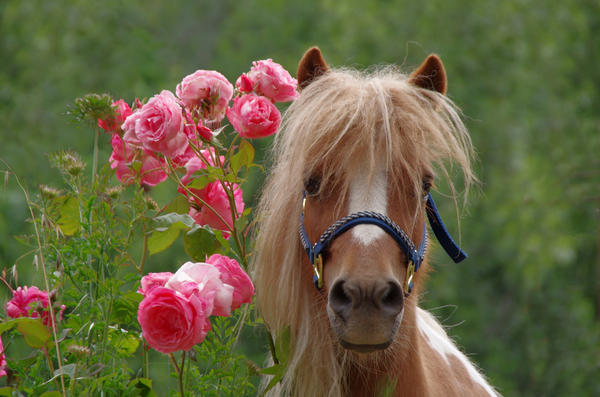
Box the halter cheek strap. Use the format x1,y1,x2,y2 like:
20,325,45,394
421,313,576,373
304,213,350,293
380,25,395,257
299,192,466,296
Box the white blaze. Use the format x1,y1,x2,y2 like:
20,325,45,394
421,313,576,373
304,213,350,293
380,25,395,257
416,308,499,396
348,167,388,245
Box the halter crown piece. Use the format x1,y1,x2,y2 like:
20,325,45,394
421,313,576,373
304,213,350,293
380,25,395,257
299,191,467,296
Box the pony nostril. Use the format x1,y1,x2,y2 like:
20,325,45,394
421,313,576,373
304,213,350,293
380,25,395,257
379,281,404,315
329,280,353,320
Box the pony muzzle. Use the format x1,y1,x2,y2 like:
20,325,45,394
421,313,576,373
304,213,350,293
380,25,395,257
327,277,404,351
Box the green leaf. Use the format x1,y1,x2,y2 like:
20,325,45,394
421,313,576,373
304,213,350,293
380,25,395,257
230,139,255,174
0,387,13,396
147,213,195,255
40,392,63,397
187,175,214,191
147,227,180,255
109,327,140,356
57,196,80,236
0,320,18,334
183,226,221,261
162,195,190,215
16,318,51,348
129,378,158,397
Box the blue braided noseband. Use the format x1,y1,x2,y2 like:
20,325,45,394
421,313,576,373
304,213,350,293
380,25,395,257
299,192,466,296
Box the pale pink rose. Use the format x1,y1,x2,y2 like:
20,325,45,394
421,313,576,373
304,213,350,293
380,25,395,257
122,90,187,158
109,135,168,186
207,254,254,310
188,181,244,236
0,335,6,378
98,99,133,133
166,262,233,317
138,272,174,295
246,59,299,102
176,70,233,122
139,151,168,186
235,74,254,93
137,287,211,353
227,94,281,139
6,286,49,319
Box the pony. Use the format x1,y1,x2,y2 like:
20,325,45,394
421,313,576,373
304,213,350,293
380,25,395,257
251,47,499,397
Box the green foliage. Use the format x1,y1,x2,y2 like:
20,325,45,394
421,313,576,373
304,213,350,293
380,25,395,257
0,0,598,396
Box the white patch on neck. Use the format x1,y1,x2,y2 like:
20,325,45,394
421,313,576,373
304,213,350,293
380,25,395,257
416,308,498,396
348,167,388,245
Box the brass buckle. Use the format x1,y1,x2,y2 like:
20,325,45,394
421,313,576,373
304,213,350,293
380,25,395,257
313,254,323,289
403,260,415,296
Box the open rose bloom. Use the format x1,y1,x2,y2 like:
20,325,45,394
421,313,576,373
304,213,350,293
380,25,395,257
6,286,66,328
137,257,254,353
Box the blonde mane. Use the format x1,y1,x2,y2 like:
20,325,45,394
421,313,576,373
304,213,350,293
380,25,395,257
251,66,474,397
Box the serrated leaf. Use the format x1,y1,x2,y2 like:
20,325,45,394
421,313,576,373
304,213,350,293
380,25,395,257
147,213,196,255
57,196,80,236
0,387,12,396
129,378,158,397
183,226,221,261
230,139,255,174
16,318,51,348
187,175,214,191
162,195,190,215
147,227,180,255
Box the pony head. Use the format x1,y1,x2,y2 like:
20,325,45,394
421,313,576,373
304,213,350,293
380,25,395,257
252,47,474,395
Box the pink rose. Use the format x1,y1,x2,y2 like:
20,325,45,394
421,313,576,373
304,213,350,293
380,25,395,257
109,135,168,186
121,90,187,158
6,286,49,319
207,254,254,310
6,286,64,328
246,59,299,102
227,94,281,139
176,70,233,122
98,99,133,133
137,287,211,353
188,181,244,236
0,335,6,378
166,262,233,317
138,272,174,295
235,74,254,93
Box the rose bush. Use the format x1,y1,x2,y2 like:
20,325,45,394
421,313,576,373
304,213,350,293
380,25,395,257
1,58,297,396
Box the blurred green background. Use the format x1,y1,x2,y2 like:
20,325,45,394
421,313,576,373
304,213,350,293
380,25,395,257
1,0,598,395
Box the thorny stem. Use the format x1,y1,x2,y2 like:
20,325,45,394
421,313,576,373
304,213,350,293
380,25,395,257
169,352,185,396
165,159,234,235
4,163,67,396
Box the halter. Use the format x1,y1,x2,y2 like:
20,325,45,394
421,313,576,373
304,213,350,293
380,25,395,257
299,191,466,296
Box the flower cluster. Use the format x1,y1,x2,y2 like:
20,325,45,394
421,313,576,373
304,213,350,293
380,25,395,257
137,254,254,353
97,60,298,237
5,286,65,328
228,59,298,138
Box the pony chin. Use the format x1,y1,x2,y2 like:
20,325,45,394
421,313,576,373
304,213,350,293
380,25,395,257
327,303,404,354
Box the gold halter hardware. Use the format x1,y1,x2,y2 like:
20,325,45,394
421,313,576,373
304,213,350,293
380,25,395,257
313,254,324,289
403,260,415,296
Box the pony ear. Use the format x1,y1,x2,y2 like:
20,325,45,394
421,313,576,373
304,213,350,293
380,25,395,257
297,47,330,90
409,54,447,95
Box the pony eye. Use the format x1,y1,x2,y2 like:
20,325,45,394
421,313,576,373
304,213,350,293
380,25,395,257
304,176,321,196
422,180,433,200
